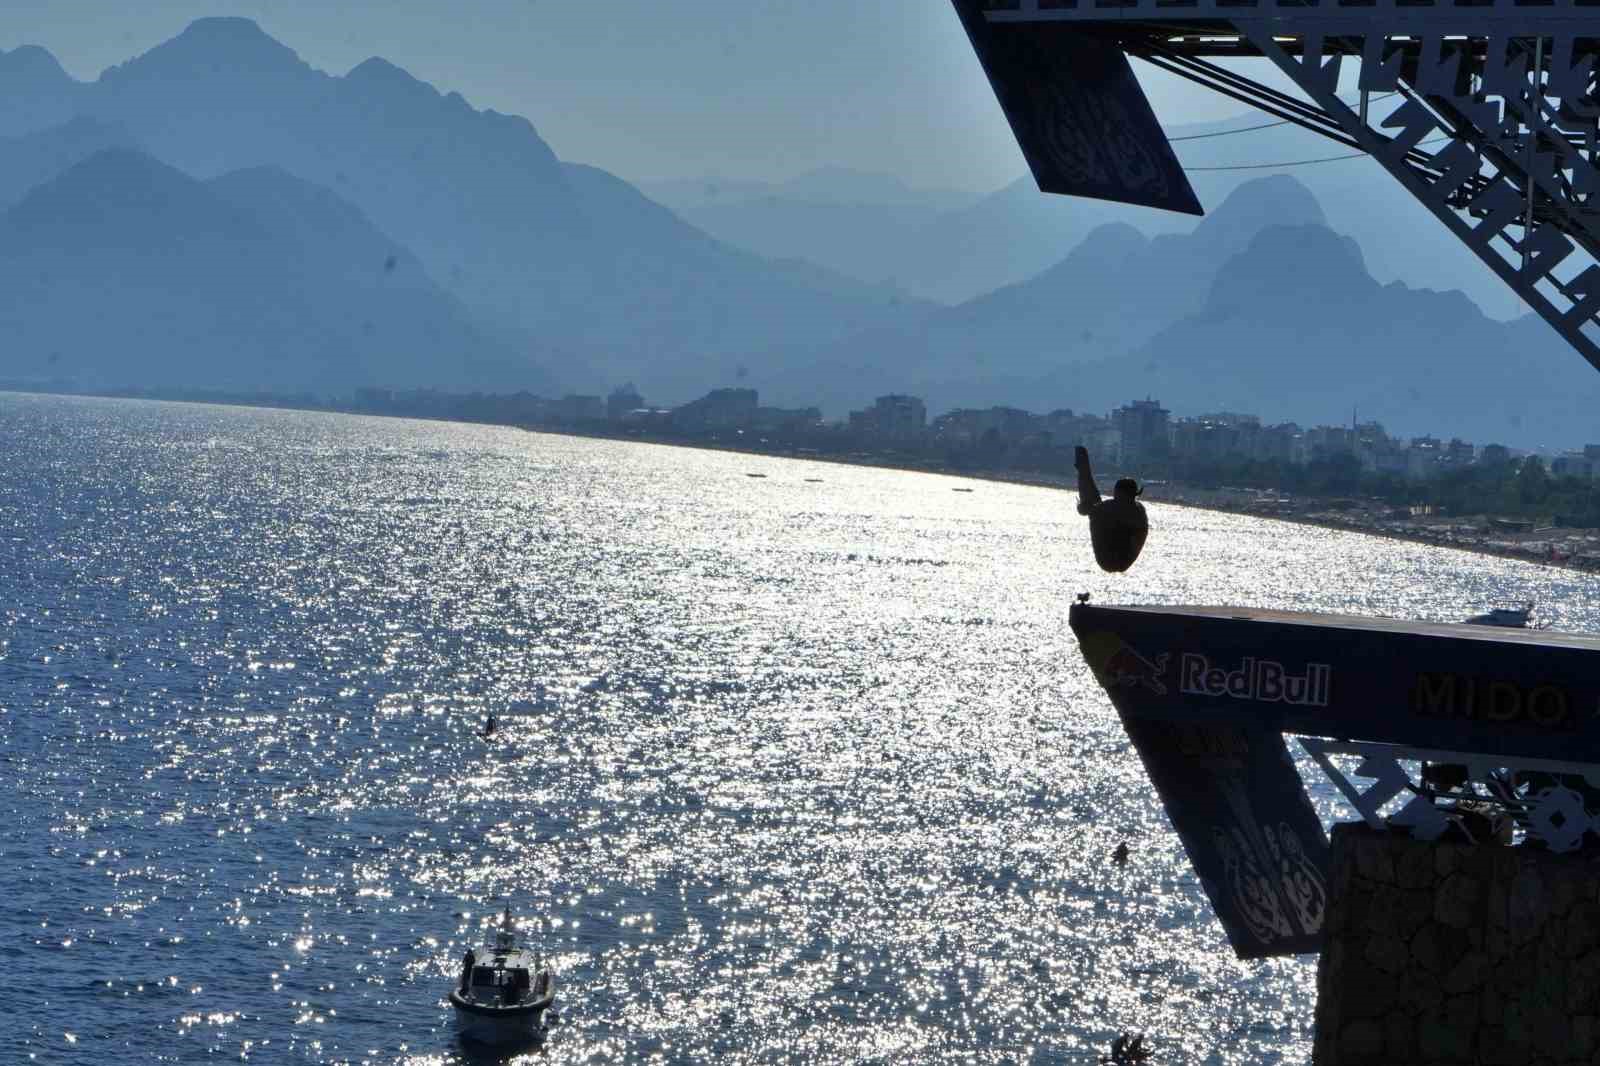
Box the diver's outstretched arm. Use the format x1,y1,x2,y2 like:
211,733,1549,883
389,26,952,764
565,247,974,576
1075,446,1101,516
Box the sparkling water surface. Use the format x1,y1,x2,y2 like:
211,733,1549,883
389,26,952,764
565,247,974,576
5,392,1600,1065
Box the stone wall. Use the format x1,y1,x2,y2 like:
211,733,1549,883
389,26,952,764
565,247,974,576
1315,822,1600,1065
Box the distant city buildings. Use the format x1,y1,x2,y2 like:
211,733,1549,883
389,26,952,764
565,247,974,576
1553,445,1600,479
670,387,820,435
343,377,1600,488
1114,398,1170,467
607,383,645,420
750,403,824,433
848,394,926,441
670,387,758,430
551,394,604,422
930,406,1037,447
1481,443,1512,467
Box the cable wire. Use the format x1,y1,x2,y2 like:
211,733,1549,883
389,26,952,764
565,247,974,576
1167,119,1296,141
1181,136,1450,171
1167,93,1398,142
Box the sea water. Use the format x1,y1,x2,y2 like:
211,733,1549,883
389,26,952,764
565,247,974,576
4,391,1597,1064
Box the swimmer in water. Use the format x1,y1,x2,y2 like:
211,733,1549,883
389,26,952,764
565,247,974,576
1076,446,1148,573
481,713,497,739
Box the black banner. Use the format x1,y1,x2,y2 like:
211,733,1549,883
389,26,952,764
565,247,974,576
950,2,1203,215
1119,717,1328,957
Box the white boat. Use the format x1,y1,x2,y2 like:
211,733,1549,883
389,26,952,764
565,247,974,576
1463,602,1535,628
449,906,555,1046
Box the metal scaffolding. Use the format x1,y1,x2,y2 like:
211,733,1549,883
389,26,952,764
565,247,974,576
956,0,1600,373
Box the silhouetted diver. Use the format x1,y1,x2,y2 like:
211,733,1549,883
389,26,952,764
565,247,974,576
1102,1033,1152,1064
1076,447,1148,573
480,713,497,739
1112,841,1130,867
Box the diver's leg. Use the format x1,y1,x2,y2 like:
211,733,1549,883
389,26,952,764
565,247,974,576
1075,446,1101,516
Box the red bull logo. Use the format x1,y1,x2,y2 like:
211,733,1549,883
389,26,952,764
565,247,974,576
1180,654,1331,707
1102,645,1171,695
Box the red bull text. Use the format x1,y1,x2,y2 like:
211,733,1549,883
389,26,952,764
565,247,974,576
1179,654,1331,707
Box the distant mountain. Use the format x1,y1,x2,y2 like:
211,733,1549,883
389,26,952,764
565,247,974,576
643,168,989,306
768,176,1324,410
0,45,82,138
916,176,1326,378
0,20,1559,423
0,117,141,211
0,149,553,395
645,167,977,213
1052,225,1600,447
658,114,1518,316
59,18,926,401
768,175,1600,448
885,177,1188,305
660,198,954,303
1174,117,1517,323
521,161,923,397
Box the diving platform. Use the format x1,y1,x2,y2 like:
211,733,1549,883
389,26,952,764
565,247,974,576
1069,602,1600,957
953,0,1600,373
954,2,1600,1046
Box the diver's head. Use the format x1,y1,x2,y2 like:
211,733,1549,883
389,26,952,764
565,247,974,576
1113,478,1141,501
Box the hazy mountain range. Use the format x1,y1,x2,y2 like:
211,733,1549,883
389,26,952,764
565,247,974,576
1,18,925,400
1,18,1597,447
647,113,1516,320
0,148,540,394
766,175,1600,448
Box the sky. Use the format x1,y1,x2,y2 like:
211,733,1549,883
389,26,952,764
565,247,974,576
0,0,1283,194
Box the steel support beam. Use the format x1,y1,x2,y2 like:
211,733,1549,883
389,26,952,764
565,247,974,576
968,1,1600,374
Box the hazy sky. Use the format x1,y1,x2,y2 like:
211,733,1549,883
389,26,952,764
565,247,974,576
0,1,1275,193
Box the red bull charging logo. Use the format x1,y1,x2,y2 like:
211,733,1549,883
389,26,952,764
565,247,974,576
1101,645,1171,695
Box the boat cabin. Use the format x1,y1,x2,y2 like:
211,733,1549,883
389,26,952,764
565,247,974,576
468,958,536,999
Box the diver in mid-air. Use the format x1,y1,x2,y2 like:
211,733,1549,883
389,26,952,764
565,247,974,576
1076,446,1148,573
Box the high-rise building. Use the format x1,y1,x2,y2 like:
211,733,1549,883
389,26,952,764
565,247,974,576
1113,398,1170,467
607,383,645,420
1480,443,1512,467
848,394,926,441
671,388,759,430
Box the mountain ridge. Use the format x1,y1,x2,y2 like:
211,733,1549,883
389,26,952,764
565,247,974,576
65,18,929,400
0,147,555,396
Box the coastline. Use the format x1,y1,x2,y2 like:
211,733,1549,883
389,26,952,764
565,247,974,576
412,413,1600,577
500,419,1600,576
7,385,1596,576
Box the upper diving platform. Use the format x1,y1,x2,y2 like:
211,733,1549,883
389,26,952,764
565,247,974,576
982,0,1600,27
951,0,1600,374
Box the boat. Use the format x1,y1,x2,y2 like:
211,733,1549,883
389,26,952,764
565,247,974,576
745,473,768,479
1463,601,1535,628
449,906,555,1045
952,487,974,493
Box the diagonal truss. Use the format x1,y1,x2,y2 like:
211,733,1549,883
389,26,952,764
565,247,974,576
1236,26,1600,373
967,2,1600,375
1299,736,1600,852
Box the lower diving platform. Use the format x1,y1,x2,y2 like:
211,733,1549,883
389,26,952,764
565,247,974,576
1069,602,1600,958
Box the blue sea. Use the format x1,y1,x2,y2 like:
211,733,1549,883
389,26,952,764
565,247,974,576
5,391,1598,1064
